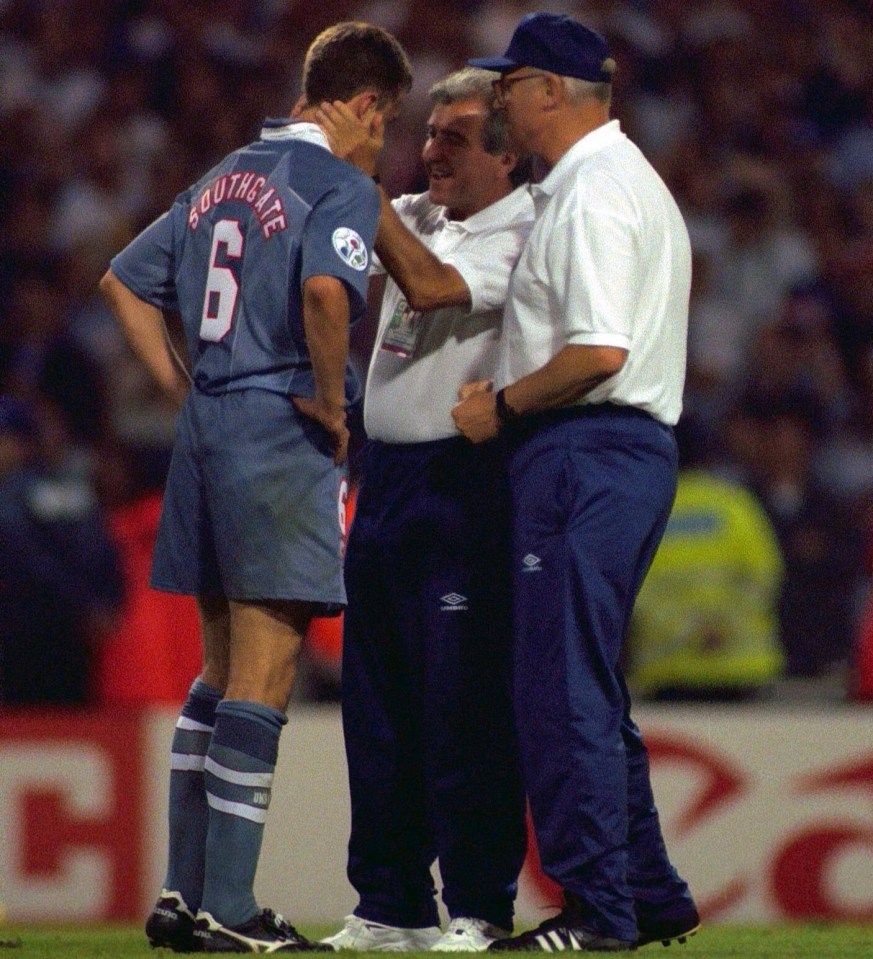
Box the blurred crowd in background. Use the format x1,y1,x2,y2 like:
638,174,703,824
1,0,872,708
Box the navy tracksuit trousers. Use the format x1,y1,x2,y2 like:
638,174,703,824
507,405,695,942
341,437,527,930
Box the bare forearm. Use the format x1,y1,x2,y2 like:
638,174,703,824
313,101,468,312
502,345,627,415
99,270,190,403
375,189,470,311
302,276,350,409
452,344,628,443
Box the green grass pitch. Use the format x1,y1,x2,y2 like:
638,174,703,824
1,924,872,957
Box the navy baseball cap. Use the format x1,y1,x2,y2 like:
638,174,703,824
469,12,614,83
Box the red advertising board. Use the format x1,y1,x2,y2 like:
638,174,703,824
0,710,144,921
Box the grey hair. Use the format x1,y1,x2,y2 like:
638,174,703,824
428,67,532,186
561,74,613,106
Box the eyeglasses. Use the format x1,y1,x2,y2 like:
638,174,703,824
492,72,549,98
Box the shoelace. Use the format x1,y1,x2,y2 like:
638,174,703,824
263,909,300,938
447,919,486,935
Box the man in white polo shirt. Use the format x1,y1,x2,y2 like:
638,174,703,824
454,13,700,953
319,68,535,953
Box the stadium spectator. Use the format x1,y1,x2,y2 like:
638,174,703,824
6,1,106,136
99,20,412,956
707,182,819,339
0,394,124,705
628,459,785,702
744,396,867,682
739,285,854,437
682,251,752,455
2,266,109,448
49,110,136,255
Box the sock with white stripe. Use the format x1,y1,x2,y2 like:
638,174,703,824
165,679,222,910
200,699,287,927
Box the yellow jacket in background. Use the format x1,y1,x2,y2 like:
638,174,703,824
629,469,785,694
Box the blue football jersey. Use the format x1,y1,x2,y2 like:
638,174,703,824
110,121,379,401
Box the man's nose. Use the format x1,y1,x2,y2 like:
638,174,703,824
422,136,445,163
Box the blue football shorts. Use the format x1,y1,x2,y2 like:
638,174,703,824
151,387,347,613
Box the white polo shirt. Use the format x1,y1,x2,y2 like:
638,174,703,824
496,120,691,425
365,186,535,443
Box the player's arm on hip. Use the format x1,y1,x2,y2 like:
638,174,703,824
98,269,190,407
295,274,351,465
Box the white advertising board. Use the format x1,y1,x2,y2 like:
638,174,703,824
2,705,872,925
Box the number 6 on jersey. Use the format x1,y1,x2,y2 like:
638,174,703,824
200,218,244,342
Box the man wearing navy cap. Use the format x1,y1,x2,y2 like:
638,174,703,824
455,12,700,953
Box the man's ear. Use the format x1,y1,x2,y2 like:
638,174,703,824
542,73,563,109
348,90,379,119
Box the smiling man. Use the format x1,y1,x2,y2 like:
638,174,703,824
317,68,535,953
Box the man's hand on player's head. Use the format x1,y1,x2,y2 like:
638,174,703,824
318,101,385,177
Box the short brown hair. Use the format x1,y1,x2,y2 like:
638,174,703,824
302,22,412,107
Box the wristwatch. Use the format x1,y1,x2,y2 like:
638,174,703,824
494,387,518,428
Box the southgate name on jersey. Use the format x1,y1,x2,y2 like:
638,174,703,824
188,171,287,238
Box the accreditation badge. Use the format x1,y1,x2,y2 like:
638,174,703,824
379,297,422,358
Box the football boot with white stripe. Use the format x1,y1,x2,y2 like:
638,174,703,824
487,902,634,953
145,889,198,952
194,908,332,953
